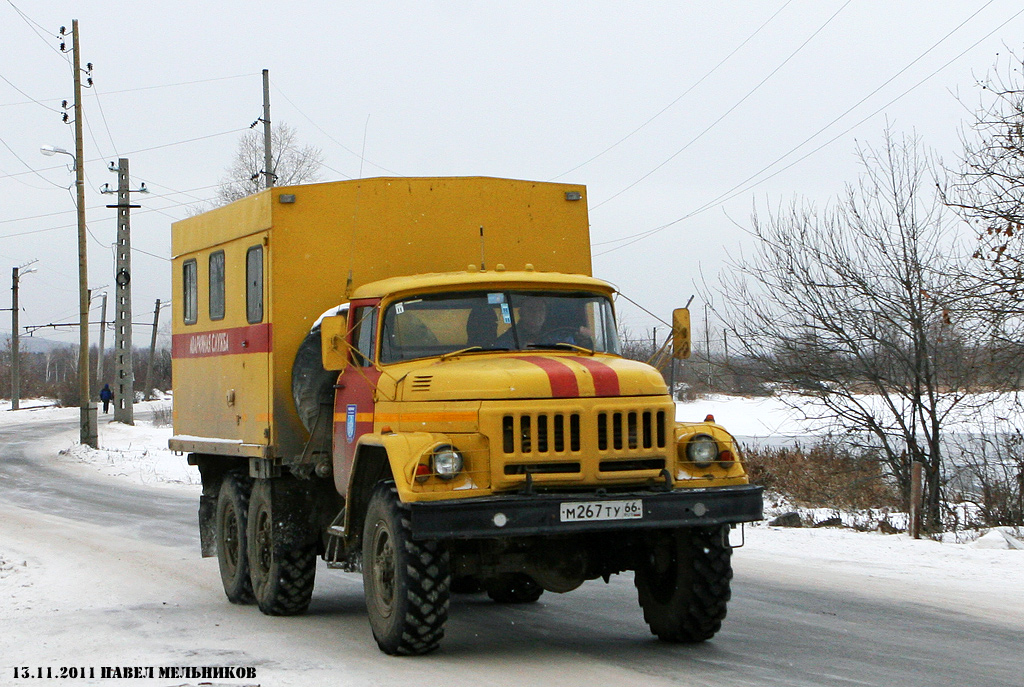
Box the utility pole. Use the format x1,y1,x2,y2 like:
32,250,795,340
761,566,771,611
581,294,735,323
143,299,161,401
11,268,20,410
96,291,107,384
68,20,96,447
704,303,712,390
262,69,274,189
101,158,146,425
9,263,35,410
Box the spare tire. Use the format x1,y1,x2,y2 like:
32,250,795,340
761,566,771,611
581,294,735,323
291,325,338,435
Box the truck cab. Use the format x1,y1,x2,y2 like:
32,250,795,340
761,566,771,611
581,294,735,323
316,269,761,654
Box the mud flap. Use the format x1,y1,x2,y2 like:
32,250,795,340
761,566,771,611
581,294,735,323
199,493,217,557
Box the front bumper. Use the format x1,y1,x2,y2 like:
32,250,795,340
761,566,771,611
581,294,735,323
407,484,763,540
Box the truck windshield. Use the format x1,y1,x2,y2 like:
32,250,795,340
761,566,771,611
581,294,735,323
379,290,621,363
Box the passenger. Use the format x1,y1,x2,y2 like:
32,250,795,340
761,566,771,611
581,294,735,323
466,306,498,348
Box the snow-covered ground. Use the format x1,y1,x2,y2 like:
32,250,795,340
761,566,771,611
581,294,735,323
0,399,199,488
0,396,1021,685
676,391,1024,439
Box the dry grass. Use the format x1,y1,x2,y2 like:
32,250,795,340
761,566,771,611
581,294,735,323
744,440,901,511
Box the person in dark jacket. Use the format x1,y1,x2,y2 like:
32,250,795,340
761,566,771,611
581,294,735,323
99,384,113,413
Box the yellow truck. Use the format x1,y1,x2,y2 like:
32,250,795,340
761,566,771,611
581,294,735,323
169,177,762,655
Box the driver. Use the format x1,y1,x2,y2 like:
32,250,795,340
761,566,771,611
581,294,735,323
496,297,547,348
515,297,548,346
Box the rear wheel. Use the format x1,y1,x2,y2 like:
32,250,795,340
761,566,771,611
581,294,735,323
247,478,317,616
215,473,254,604
634,526,732,642
363,483,450,655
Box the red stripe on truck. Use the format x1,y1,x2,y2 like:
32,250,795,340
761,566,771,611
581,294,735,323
171,323,273,358
517,356,580,398
569,357,621,396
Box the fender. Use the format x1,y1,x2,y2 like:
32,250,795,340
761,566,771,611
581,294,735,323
340,431,441,543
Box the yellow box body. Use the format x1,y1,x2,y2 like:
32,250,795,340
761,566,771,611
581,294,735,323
170,177,591,459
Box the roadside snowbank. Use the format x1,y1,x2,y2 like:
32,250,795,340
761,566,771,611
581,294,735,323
0,400,199,488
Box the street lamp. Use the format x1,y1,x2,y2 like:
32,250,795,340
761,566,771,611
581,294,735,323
40,145,74,167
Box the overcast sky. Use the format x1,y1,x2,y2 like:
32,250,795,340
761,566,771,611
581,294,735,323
3,1,1024,348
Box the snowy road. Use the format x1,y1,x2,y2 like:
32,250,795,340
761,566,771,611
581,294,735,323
1,412,1022,686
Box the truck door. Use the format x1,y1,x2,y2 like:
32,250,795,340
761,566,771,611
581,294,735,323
332,299,381,496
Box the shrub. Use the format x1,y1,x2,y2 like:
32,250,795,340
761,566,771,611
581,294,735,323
744,440,900,511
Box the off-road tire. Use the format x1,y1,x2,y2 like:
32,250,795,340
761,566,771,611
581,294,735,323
292,325,338,434
215,473,254,604
362,483,450,655
485,574,544,604
247,478,317,616
634,526,732,642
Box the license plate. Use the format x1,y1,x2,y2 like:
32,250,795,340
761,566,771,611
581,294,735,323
559,499,643,523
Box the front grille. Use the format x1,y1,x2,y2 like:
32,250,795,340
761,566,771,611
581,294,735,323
597,410,666,450
493,402,673,486
503,413,581,454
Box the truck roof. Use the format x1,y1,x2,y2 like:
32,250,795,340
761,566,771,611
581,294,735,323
349,269,615,300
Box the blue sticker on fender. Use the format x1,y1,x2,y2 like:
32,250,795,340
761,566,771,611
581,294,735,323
346,404,357,443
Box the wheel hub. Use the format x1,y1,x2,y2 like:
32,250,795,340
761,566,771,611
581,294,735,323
371,524,396,615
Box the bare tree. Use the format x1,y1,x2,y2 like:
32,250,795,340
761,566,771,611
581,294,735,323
217,122,324,205
946,51,1024,365
718,131,989,530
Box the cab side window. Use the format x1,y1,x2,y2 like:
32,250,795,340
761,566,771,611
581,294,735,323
209,250,225,321
350,305,377,366
246,245,263,324
183,259,198,325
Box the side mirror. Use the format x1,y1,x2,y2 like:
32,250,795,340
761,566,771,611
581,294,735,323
321,314,349,371
672,308,691,359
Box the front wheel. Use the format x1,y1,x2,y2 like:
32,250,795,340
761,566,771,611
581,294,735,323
362,483,450,655
247,478,317,616
634,526,732,642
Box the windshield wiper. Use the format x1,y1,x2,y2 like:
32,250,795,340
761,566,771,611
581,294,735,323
439,346,509,360
526,342,595,355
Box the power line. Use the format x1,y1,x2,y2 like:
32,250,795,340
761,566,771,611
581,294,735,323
0,134,68,189
593,2,1024,257
0,181,219,225
0,73,257,109
590,0,853,212
0,128,247,182
271,81,400,176
3,0,67,58
0,71,61,113
89,87,120,157
0,189,218,242
549,0,796,181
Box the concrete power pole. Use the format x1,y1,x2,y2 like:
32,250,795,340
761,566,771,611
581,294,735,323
262,68,274,189
102,158,144,425
96,291,107,384
143,299,160,401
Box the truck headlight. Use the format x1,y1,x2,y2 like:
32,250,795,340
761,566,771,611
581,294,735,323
685,434,719,467
431,444,464,480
